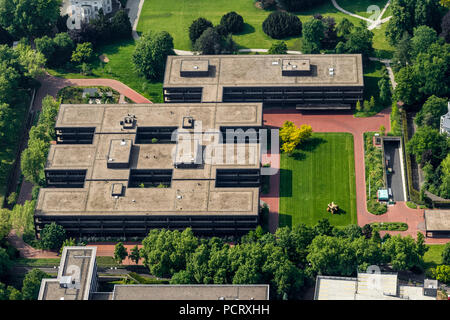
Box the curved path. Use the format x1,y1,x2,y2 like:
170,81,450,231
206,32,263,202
17,73,150,205
7,230,59,258
332,0,392,30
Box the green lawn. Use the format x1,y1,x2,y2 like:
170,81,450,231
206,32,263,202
48,39,163,103
423,245,445,268
137,0,392,54
279,132,357,228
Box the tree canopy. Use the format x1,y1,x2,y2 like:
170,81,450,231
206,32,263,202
21,269,48,300
279,121,312,154
414,95,448,129
0,0,62,39
407,125,449,167
189,18,213,45
132,31,174,80
40,223,66,251
220,12,244,34
262,11,302,39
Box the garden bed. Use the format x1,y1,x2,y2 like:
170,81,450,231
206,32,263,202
370,222,408,231
364,132,387,215
57,86,121,104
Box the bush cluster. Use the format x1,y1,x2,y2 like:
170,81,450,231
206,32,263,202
262,11,302,39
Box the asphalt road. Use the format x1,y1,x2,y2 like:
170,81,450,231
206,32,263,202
384,140,405,201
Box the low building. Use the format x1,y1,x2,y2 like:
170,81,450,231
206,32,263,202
425,210,450,238
163,54,364,110
440,102,450,136
38,246,98,300
314,273,437,300
39,246,270,300
65,0,120,29
34,103,263,238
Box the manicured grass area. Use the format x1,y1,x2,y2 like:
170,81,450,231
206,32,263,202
279,132,357,228
136,0,391,53
48,39,163,103
423,245,445,267
14,258,61,267
14,256,122,268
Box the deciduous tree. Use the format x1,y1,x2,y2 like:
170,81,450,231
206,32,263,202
40,223,66,251
21,269,48,300
114,242,128,264
132,31,174,80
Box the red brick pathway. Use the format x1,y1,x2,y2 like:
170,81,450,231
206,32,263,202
6,230,59,258
260,152,280,233
262,108,448,244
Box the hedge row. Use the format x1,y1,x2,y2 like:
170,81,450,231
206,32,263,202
401,110,421,203
370,222,408,231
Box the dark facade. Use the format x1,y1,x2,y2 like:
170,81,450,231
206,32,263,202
163,55,365,110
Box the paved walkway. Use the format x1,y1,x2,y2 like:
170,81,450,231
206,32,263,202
127,0,145,41
6,230,59,258
88,242,144,265
369,57,397,89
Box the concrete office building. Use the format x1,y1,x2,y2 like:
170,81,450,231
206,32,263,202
34,103,263,238
39,246,270,300
163,54,364,110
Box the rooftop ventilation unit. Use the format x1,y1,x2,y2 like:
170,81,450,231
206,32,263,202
180,60,209,77
107,139,133,169
329,67,334,76
282,59,311,76
59,276,80,290
121,114,136,129
111,183,124,197
182,116,194,129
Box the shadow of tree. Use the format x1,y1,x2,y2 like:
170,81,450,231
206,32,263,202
236,23,255,36
279,168,292,197
279,213,292,228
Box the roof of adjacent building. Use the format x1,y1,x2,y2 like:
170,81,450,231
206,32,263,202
111,284,269,300
440,102,450,131
163,54,364,102
425,210,450,231
314,273,436,300
38,247,97,300
35,103,262,217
